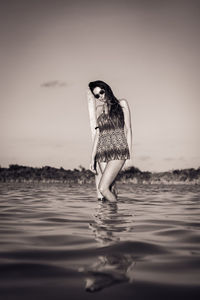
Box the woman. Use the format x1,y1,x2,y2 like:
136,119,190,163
89,80,132,202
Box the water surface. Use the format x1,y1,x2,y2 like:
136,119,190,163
0,182,200,299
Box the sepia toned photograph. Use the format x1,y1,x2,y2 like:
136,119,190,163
0,0,199,299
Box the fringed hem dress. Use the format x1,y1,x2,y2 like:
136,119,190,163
95,105,130,163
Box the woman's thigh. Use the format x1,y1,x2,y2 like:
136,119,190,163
99,159,125,189
98,161,107,174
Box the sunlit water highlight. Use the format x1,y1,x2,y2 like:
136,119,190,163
0,182,200,300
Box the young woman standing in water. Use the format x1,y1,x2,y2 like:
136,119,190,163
88,80,132,202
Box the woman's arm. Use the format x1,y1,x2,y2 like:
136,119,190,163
120,99,133,159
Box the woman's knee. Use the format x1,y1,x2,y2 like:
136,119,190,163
98,182,109,195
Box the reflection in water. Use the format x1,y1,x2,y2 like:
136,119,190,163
82,201,135,292
89,201,120,244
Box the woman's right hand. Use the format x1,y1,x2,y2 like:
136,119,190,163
89,158,97,174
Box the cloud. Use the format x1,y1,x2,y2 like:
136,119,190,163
138,155,151,161
164,157,185,161
40,80,67,88
13,137,68,148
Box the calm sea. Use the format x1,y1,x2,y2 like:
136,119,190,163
0,182,200,300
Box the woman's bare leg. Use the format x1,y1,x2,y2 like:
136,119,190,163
98,160,125,202
98,162,107,174
96,162,107,199
95,163,104,199
110,180,118,198
98,162,118,200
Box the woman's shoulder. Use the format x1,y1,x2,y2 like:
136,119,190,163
118,98,129,109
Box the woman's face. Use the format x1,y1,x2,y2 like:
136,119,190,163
93,87,106,102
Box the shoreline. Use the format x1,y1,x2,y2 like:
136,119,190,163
0,179,199,185
0,164,199,185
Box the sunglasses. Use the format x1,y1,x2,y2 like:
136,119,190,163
94,89,105,99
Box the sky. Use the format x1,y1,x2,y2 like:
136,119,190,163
0,0,199,172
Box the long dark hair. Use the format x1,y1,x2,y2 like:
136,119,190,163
88,80,124,128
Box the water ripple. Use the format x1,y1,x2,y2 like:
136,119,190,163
0,182,200,298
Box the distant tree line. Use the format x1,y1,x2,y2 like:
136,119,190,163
0,164,199,184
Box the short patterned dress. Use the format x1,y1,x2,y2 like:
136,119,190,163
95,105,130,163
